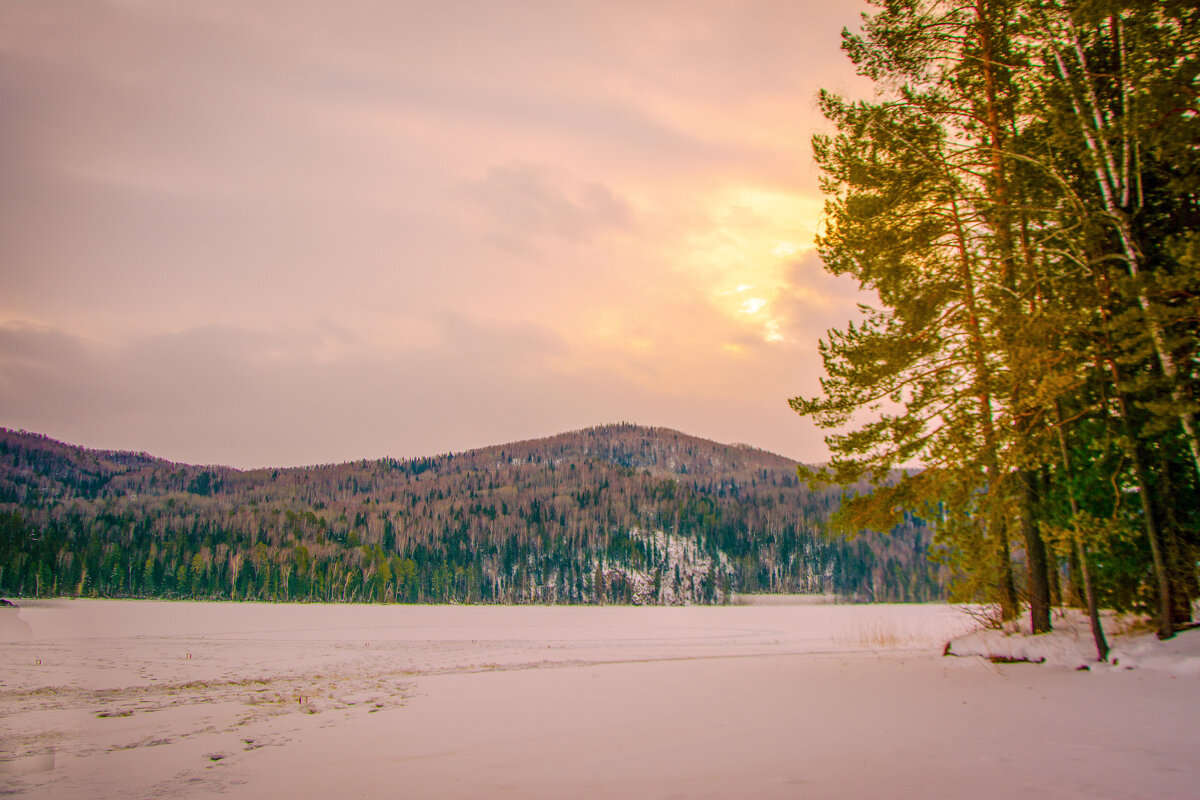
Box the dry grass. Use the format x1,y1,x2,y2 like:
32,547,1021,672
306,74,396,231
837,617,908,649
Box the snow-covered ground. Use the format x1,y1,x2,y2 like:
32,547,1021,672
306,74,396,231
1,600,1197,798
945,607,1200,676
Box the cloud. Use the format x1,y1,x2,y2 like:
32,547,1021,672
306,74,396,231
462,164,632,254
0,312,836,468
0,318,573,467
774,249,871,344
0,0,874,467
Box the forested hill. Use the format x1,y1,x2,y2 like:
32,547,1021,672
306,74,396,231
0,425,945,604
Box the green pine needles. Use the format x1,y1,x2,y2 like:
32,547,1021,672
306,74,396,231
794,0,1200,649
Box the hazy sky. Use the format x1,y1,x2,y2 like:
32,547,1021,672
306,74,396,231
0,0,874,469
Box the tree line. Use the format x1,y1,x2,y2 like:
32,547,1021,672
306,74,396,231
0,425,947,604
793,0,1199,654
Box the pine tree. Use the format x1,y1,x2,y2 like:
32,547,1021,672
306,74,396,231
795,0,1199,642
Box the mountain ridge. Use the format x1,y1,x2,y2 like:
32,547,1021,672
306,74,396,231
0,424,945,605
0,421,803,474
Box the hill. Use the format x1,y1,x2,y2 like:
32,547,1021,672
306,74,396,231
0,424,946,604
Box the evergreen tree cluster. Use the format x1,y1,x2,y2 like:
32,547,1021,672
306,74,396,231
793,0,1199,649
0,425,945,604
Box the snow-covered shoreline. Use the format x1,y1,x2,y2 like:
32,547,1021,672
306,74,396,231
945,607,1200,676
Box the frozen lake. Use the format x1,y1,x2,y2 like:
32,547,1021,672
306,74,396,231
2,600,1197,798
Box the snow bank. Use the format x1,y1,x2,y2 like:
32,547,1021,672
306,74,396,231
945,608,1200,676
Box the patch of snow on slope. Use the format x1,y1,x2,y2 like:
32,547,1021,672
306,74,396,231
597,528,731,605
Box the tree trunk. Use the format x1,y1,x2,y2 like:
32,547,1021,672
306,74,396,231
1095,352,1174,638
1126,440,1174,639
1017,469,1051,633
1065,542,1086,609
1090,274,1175,639
1152,450,1195,627
1076,538,1109,661
947,189,1017,621
1053,401,1109,659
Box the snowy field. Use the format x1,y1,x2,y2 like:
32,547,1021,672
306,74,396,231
2,599,1198,798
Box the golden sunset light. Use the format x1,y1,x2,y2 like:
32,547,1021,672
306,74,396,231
3,4,1198,798
0,0,869,467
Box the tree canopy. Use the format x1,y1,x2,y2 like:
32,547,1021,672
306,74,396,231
794,0,1200,649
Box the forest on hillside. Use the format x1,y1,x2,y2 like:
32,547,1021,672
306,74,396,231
0,425,945,605
793,0,1199,652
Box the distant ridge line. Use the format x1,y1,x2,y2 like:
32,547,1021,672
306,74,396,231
0,423,804,474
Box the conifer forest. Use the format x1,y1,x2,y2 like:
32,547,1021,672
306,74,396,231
792,0,1199,648
0,426,943,605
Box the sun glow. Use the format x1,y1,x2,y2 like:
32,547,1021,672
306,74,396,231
740,297,767,315
680,187,821,343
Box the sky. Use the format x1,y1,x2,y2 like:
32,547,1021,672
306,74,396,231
0,0,874,469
